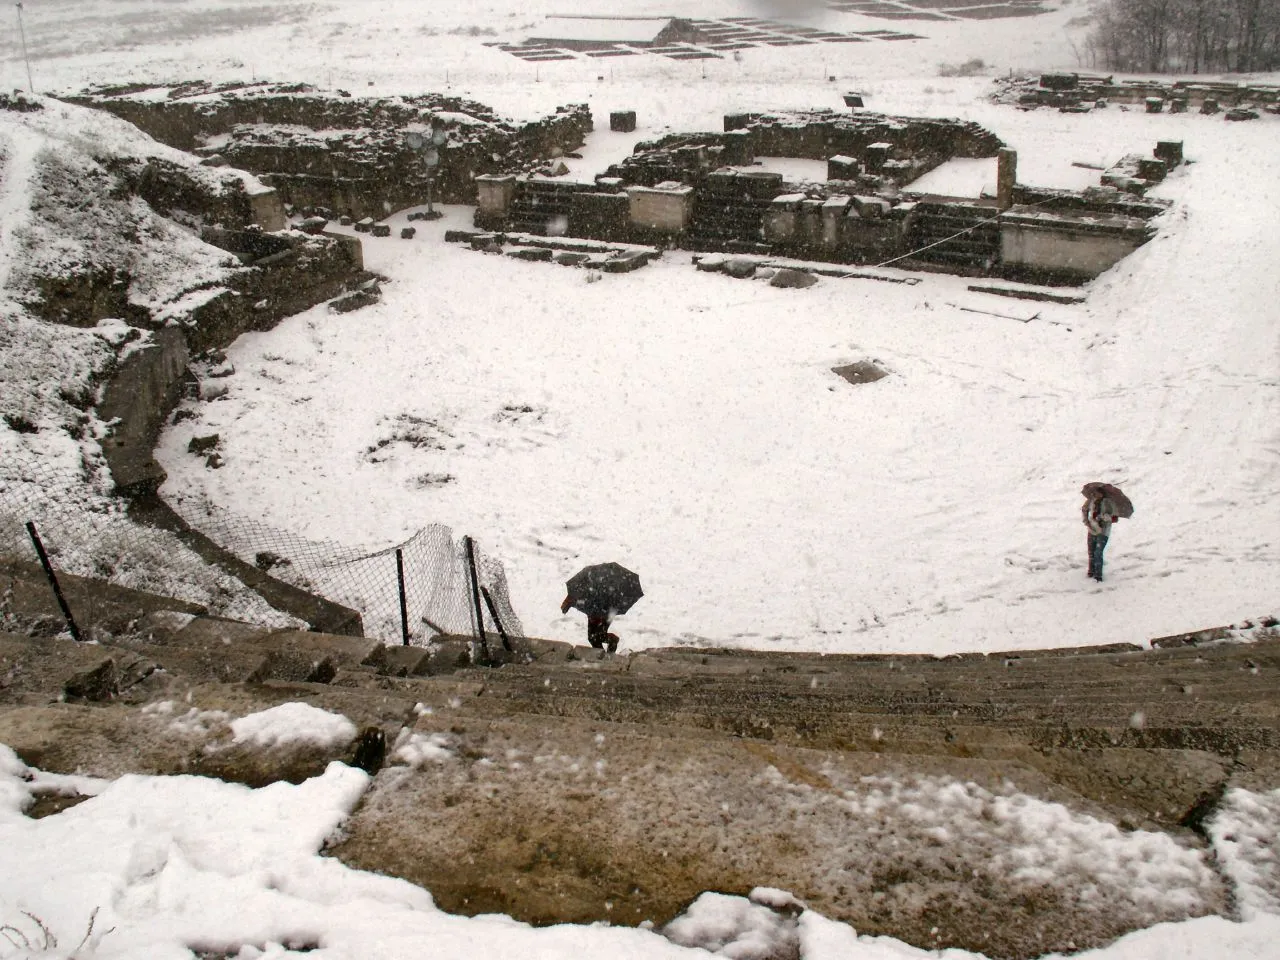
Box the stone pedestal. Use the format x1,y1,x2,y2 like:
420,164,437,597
864,142,892,173
827,155,860,181
821,196,851,248
475,174,518,221
626,184,693,234
997,148,1018,211
1154,141,1184,166
761,194,805,244
610,111,637,133
721,130,753,166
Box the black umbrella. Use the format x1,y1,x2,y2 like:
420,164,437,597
1081,481,1134,519
565,562,643,617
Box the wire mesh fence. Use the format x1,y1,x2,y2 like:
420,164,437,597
0,450,297,627
166,492,525,647
0,448,524,646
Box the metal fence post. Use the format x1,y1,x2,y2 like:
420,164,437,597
463,535,489,662
395,548,410,646
25,521,83,642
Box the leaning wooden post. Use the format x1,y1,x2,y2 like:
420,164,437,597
462,536,489,662
25,521,83,642
480,585,513,652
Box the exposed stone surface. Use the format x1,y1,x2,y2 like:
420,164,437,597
1,556,1276,958
769,267,818,288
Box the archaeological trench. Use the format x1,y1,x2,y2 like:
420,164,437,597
3,80,1279,959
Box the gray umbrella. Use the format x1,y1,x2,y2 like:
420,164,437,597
1082,482,1134,519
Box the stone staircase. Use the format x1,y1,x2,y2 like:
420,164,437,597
684,170,783,253
505,177,594,236
903,198,1003,272
2,559,1276,959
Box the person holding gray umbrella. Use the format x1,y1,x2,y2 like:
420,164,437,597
561,561,643,653
1081,482,1133,582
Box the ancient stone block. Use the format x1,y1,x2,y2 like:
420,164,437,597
371,223,391,237
1040,73,1078,91
721,130,753,166
626,184,693,233
1136,158,1167,182
1144,97,1164,113
444,229,484,244
769,268,817,289
864,142,892,172
506,246,553,262
475,174,518,219
601,250,654,273
298,216,328,235
400,227,416,239
354,217,375,233
852,195,890,218
610,110,637,133
821,196,851,247
1154,141,1183,166
827,155,859,181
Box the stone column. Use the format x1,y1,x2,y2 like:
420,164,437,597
997,148,1017,211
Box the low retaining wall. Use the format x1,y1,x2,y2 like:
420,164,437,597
1001,208,1152,279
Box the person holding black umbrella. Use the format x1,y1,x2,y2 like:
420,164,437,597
561,595,618,652
561,561,643,654
1081,482,1133,582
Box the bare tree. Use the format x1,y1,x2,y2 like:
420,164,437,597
1089,0,1280,72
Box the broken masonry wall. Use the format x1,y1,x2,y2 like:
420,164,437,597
107,156,285,231
67,85,592,220
182,230,365,354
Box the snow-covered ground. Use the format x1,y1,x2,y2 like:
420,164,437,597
3,0,1274,655
154,103,1280,655
4,707,1280,960
2,2,1279,957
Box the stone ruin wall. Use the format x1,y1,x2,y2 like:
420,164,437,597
68,85,593,221
475,109,1169,282
999,73,1280,114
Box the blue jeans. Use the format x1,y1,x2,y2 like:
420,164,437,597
1087,533,1109,580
